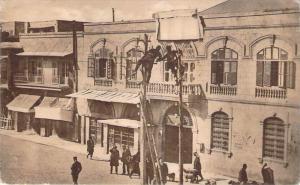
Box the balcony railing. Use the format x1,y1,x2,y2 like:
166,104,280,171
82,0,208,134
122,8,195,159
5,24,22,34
255,87,287,99
95,78,113,87
126,81,203,95
210,84,237,96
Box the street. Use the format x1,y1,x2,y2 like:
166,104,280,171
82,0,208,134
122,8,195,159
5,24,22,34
0,134,140,184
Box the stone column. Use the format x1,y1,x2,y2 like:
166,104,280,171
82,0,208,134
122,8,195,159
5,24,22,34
103,124,108,154
40,119,46,137
85,117,90,144
80,116,85,144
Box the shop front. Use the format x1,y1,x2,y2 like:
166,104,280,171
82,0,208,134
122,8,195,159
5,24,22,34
6,94,41,132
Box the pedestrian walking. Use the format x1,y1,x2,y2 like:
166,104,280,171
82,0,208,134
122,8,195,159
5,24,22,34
238,164,248,184
129,151,140,178
156,158,168,185
110,145,120,174
146,155,154,185
71,156,82,185
86,136,94,159
121,145,131,175
193,152,204,182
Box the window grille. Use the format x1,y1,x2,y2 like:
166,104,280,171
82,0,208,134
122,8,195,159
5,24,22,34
211,111,230,151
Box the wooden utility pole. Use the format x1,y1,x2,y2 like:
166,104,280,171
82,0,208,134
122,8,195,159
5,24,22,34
112,8,115,22
177,51,184,185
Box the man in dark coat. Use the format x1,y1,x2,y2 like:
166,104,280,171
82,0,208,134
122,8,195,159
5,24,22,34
110,145,120,174
261,163,275,185
238,164,248,184
157,158,168,185
133,45,163,84
146,154,154,185
129,151,140,178
71,156,82,185
86,136,94,159
193,152,204,182
121,145,131,175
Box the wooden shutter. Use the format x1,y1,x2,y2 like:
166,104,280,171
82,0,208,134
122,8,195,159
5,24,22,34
217,61,224,84
286,62,296,89
107,59,113,79
256,61,264,86
263,61,271,87
211,61,217,84
87,57,95,77
270,61,278,86
278,61,285,87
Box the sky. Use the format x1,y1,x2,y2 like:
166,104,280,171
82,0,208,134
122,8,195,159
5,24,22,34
0,0,225,22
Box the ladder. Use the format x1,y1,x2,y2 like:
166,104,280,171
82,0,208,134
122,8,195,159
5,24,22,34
140,86,163,185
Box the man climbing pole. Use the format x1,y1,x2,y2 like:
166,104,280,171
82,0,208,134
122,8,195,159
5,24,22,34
160,45,185,85
133,45,163,84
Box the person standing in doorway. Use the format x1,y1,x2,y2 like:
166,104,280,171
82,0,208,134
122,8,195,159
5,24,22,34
86,136,94,159
157,158,168,185
71,156,82,185
121,145,131,175
110,145,120,174
193,152,204,182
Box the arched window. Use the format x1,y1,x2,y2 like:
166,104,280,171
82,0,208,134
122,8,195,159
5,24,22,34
88,46,114,79
263,117,285,160
126,48,144,81
211,48,238,85
211,111,230,151
256,47,295,88
164,105,193,127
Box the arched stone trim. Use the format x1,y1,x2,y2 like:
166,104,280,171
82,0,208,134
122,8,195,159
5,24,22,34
121,38,146,53
249,34,295,60
90,38,116,53
205,36,245,59
158,103,199,133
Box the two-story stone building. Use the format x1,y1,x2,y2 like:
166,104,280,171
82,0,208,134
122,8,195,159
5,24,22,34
66,0,300,184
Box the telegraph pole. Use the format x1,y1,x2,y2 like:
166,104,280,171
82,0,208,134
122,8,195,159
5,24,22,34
177,51,184,185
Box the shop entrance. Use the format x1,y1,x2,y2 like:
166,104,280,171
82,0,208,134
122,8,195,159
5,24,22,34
163,106,193,163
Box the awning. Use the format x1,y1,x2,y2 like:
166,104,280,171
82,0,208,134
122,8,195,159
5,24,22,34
29,21,55,29
98,119,140,129
6,94,41,113
17,51,72,57
18,37,73,57
0,42,23,49
67,89,140,104
35,97,74,122
0,56,8,62
153,9,203,41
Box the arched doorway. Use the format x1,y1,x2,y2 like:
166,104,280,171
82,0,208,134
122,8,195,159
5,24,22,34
163,105,193,163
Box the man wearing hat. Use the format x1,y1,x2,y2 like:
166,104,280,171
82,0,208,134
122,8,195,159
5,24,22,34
121,145,131,175
109,145,120,174
193,152,204,182
71,156,82,185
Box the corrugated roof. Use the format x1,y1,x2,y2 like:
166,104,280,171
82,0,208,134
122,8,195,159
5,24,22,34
200,0,300,16
6,94,41,113
37,97,73,110
67,89,140,104
17,51,72,57
0,42,23,49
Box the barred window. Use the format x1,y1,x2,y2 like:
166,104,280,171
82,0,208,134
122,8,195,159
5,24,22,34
211,111,230,151
263,117,285,160
108,126,134,150
256,47,295,89
211,48,238,85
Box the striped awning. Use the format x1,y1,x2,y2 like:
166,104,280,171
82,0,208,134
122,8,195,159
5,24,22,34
67,89,140,104
17,51,72,57
6,94,41,113
98,119,140,129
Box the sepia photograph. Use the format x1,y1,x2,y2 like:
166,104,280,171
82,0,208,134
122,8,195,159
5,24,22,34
0,0,299,184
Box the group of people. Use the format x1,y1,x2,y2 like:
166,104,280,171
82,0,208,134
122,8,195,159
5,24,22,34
238,163,275,185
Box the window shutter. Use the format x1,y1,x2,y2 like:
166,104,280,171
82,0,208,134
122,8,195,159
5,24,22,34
87,57,95,77
286,62,296,89
211,61,218,84
256,61,264,86
217,61,224,84
270,61,279,86
278,61,285,87
263,61,271,87
107,59,113,79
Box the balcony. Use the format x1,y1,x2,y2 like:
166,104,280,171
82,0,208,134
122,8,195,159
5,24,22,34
13,73,69,91
94,78,113,87
210,84,237,96
255,87,287,99
126,81,203,96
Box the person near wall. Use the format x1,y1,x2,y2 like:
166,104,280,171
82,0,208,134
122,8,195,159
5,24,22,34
193,152,204,182
71,156,82,185
121,145,131,175
156,158,168,185
261,163,275,185
86,136,94,159
129,151,140,178
146,154,154,185
109,145,120,174
238,164,248,184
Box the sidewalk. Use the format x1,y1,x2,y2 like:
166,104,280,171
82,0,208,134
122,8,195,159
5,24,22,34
0,129,238,185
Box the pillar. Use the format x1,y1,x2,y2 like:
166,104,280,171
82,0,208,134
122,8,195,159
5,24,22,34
14,112,19,132
103,124,108,154
85,117,90,144
40,119,46,137
133,128,139,154
52,121,57,136
80,116,85,144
